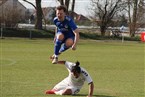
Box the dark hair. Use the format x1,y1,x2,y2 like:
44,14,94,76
56,5,67,13
71,61,81,73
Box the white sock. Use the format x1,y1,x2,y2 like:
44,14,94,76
54,55,58,58
54,90,64,95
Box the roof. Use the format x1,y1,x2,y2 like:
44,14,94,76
68,11,90,21
0,0,27,9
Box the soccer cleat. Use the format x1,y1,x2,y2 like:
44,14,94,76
50,53,61,60
45,90,55,94
52,57,58,64
50,54,55,60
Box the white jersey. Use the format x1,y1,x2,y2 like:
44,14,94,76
65,61,93,87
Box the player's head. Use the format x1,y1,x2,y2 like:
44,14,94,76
56,5,67,21
71,61,81,78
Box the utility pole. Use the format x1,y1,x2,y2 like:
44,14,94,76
1,0,4,39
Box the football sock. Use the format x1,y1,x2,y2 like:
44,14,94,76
59,44,69,53
54,39,62,56
54,90,64,95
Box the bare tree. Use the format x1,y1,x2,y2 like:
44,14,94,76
137,0,145,20
57,0,76,18
58,0,64,5
35,0,43,29
22,0,36,9
127,0,145,37
90,0,125,36
70,0,75,18
137,0,145,27
57,0,70,12
65,0,70,12
127,0,138,37
2,8,22,27
71,0,75,13
23,0,43,29
0,0,7,6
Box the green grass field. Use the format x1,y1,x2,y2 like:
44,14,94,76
0,38,144,97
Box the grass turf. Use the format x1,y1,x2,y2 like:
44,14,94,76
0,38,144,97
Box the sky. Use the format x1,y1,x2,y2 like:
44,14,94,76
18,0,92,16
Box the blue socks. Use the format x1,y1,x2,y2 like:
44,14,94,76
54,39,63,56
59,44,69,53
54,39,70,56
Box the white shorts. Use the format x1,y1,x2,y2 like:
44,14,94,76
53,78,82,95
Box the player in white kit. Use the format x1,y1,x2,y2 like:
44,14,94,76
45,61,94,97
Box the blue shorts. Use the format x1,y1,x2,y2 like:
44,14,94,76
57,32,75,43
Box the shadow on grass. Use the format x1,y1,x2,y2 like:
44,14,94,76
73,94,116,97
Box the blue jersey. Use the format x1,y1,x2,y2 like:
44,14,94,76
53,16,78,37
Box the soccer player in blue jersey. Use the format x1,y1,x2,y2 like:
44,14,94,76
51,5,80,64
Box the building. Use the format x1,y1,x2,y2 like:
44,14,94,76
69,11,91,25
42,7,55,21
25,7,56,24
0,0,27,27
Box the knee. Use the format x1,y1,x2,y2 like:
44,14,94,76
56,34,64,41
65,39,74,47
62,89,72,95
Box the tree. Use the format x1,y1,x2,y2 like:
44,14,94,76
57,0,76,18
120,14,128,26
35,0,43,29
58,0,64,5
137,0,145,27
70,0,75,18
127,0,145,37
23,0,43,29
127,0,138,37
0,7,22,27
137,0,145,24
57,0,70,11
90,0,125,36
57,0,70,12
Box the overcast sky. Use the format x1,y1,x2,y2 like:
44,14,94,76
18,0,92,16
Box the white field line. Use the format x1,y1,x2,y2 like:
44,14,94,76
1,59,17,66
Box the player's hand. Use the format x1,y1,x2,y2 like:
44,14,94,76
71,44,76,50
86,96,92,97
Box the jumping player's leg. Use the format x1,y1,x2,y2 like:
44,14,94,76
59,38,74,53
52,33,64,64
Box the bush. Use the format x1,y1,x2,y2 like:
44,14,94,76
0,28,141,41
1,28,55,38
80,31,141,41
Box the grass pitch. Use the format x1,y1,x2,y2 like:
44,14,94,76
0,38,144,97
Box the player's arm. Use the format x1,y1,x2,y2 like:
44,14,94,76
68,18,79,50
72,28,79,50
87,82,94,97
57,61,66,65
53,27,57,43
